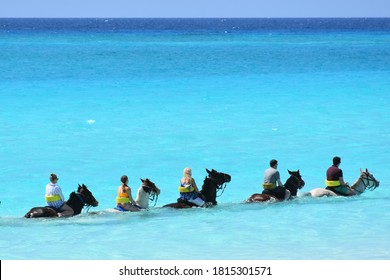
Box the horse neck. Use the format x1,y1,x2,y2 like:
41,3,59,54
350,176,365,193
284,176,298,196
201,178,217,203
67,192,84,215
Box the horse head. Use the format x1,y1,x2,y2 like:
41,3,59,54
285,169,305,196
206,168,231,187
352,169,380,193
140,178,160,195
77,184,99,207
201,168,231,205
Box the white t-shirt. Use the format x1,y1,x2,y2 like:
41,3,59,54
45,182,65,208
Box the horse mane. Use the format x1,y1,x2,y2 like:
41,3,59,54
200,176,218,205
67,192,85,215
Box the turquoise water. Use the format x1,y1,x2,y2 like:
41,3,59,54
0,18,389,260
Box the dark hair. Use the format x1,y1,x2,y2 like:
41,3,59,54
120,175,128,185
270,159,278,167
333,156,341,165
49,173,58,181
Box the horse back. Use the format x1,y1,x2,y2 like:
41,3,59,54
163,201,194,209
24,207,58,218
246,193,276,203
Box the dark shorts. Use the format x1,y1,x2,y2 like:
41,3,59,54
262,186,286,200
326,186,353,196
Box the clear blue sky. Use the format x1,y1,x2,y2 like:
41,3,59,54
1,0,389,18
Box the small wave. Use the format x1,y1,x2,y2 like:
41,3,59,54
86,119,95,124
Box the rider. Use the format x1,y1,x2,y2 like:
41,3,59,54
45,173,74,217
262,159,291,200
326,156,355,196
116,175,140,211
178,167,207,207
135,180,160,209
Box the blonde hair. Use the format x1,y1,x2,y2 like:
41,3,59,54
182,167,192,184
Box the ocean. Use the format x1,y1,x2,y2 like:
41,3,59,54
0,18,389,260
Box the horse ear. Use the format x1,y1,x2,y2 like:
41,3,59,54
140,178,144,183
288,170,292,174
365,168,368,173
78,184,81,187
206,168,211,174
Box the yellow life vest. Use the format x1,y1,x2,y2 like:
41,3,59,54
116,186,130,204
262,183,276,190
116,197,130,204
178,184,195,193
45,194,61,203
325,180,341,187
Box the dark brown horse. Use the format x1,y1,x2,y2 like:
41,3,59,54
24,184,99,218
246,170,305,203
163,168,231,209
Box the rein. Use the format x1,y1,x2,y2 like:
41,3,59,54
76,192,93,213
149,192,159,207
359,173,379,191
288,174,304,189
216,182,227,197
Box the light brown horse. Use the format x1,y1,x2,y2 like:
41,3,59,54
302,168,379,197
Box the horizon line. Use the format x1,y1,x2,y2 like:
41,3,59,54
1,16,390,19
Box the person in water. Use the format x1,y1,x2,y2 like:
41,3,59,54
325,156,354,196
45,173,74,217
262,159,291,200
178,167,207,207
116,175,139,211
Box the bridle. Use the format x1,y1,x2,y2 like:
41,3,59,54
148,189,159,207
77,188,97,213
288,173,305,189
359,172,379,191
143,184,159,207
208,173,229,197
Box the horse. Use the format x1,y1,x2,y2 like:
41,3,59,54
301,168,380,197
163,168,232,209
24,184,99,218
114,178,160,211
245,170,305,203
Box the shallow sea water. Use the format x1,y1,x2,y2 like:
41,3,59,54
0,18,389,260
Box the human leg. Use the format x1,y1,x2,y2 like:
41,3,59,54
58,203,74,217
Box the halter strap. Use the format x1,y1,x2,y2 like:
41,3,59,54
359,173,378,191
76,192,93,213
216,182,227,197
149,192,159,207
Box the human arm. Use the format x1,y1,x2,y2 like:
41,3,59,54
276,171,283,187
126,188,136,205
339,177,349,186
54,186,65,201
192,178,200,192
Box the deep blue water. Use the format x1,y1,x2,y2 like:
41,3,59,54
0,18,389,260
